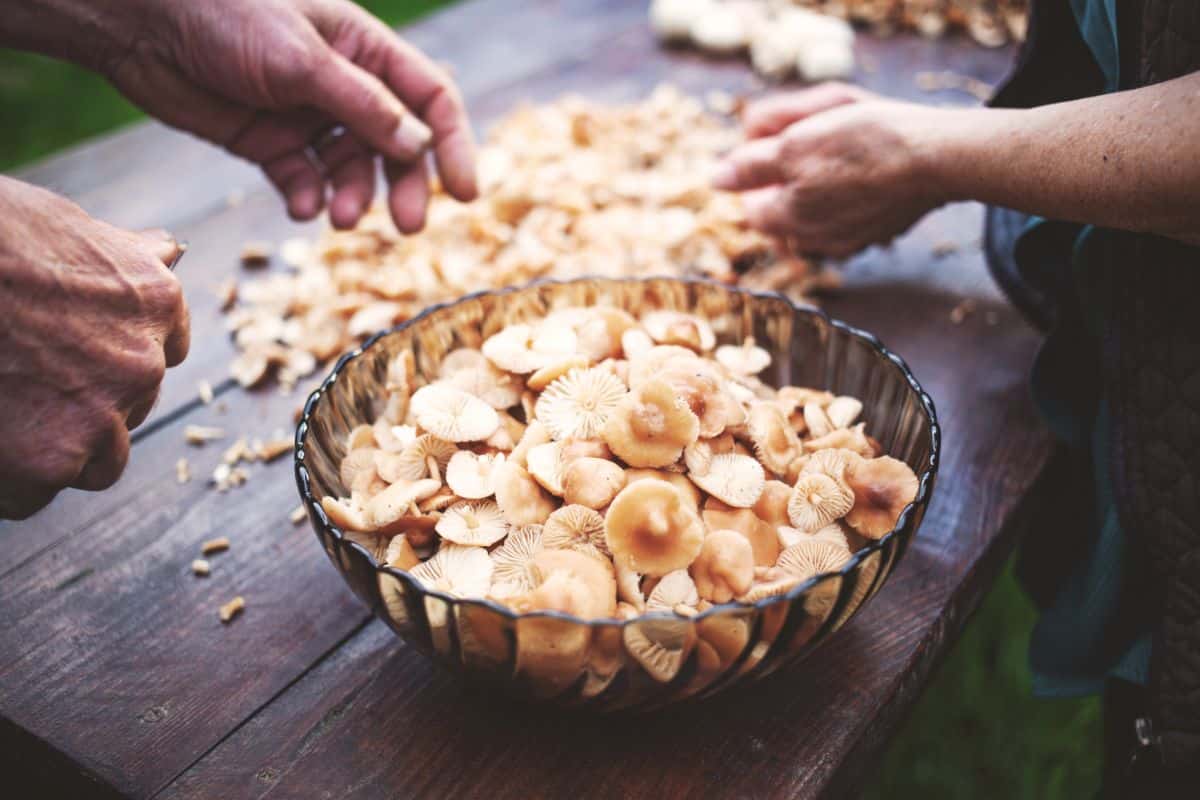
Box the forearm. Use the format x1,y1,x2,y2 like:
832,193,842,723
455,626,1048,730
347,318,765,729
924,73,1200,243
0,0,152,72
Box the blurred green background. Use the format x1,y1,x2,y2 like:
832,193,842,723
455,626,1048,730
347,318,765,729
0,1,1101,795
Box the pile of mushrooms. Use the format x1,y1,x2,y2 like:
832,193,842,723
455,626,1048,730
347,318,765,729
321,305,919,622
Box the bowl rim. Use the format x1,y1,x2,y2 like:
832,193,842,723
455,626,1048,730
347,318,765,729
294,275,941,630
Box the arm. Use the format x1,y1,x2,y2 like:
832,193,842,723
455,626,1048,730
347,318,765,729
714,77,1200,256
0,0,477,232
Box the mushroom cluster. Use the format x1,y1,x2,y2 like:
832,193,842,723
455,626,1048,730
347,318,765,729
320,306,920,621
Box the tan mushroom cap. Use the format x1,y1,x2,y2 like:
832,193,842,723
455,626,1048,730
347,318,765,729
347,424,376,451
715,338,772,375
510,420,552,468
365,478,443,530
689,453,765,508
775,539,852,582
340,448,379,492
641,310,716,352
529,547,617,619
800,447,861,486
482,322,579,374
825,396,864,429
603,378,700,468
803,402,835,439
543,504,608,555
627,344,699,388
445,450,506,499
445,362,524,410
615,562,645,612
436,500,509,547
747,401,804,476
809,521,853,552
702,499,781,567
605,479,706,576
377,434,457,484
410,543,495,597
620,328,655,361
753,479,793,529
736,575,804,603
625,468,702,509
805,423,878,458
689,529,755,603
409,384,500,443
493,461,557,527
560,437,612,463
646,569,700,613
527,356,589,392
660,360,744,438
373,420,416,453
525,441,565,496
536,367,627,441
787,472,855,532
562,456,626,509
490,524,544,596
438,347,489,377
578,307,637,361
843,455,919,539
385,534,420,570
321,496,369,532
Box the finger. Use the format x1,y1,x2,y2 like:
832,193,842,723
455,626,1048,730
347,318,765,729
317,132,377,230
743,83,867,139
0,484,59,520
71,418,131,492
125,385,161,431
138,229,182,267
262,150,326,221
385,157,430,235
163,291,191,368
225,111,331,221
712,136,788,192
743,186,799,237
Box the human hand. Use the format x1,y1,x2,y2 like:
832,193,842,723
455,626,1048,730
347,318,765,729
714,84,950,258
0,177,188,519
99,0,477,232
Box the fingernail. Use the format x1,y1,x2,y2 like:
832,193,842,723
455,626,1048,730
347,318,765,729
394,116,433,159
711,161,738,190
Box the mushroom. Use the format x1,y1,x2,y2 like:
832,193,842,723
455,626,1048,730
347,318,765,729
804,423,878,458
536,367,627,440
775,539,852,582
510,420,552,468
715,338,771,376
602,378,700,468
377,434,457,483
490,524,544,596
346,424,376,451
646,569,700,613
702,499,780,567
843,456,919,539
321,496,368,532
340,448,379,492
615,562,645,612
527,356,589,392
753,479,793,529
543,504,608,556
482,322,579,374
800,447,861,486
409,543,495,597
560,437,612,464
577,307,636,361
627,344,699,388
825,396,864,429
527,547,616,619
809,522,853,552
747,401,803,476
373,419,416,453
436,500,509,547
493,461,557,526
625,468,702,509
408,384,500,443
445,362,524,410
803,402,835,439
445,450,506,499
776,525,806,549
562,457,626,509
438,347,489,378
604,479,706,576
525,441,565,496
689,529,755,603
620,328,655,361
787,473,854,532
689,453,765,508
365,478,443,531
385,534,420,570
622,616,696,682
640,310,716,352
659,360,744,438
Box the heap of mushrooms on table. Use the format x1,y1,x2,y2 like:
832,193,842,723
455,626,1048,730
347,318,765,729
320,305,919,622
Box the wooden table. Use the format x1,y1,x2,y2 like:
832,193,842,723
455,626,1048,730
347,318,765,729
0,2,1050,797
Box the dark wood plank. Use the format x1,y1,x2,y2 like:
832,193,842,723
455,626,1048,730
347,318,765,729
157,283,1048,800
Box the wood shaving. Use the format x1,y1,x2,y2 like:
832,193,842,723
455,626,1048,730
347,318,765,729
176,457,190,484
197,380,214,405
184,425,225,445
240,241,273,268
215,278,238,311
949,298,978,325
289,505,308,525
201,536,231,555
191,559,211,577
218,595,245,623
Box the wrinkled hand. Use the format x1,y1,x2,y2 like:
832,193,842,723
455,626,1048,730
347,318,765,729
0,177,187,519
714,84,947,258
101,0,477,232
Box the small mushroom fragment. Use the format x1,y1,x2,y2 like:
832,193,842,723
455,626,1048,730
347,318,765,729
536,367,627,440
620,328,655,361
787,473,854,532
526,441,565,497
409,384,500,443
436,501,509,547
843,456,920,539
605,479,706,576
410,543,495,597
543,504,608,555
715,338,771,375
810,522,852,552
690,529,755,603
562,457,626,509
627,344,699,388
689,454,765,508
560,437,612,463
646,569,700,613
747,401,803,476
825,396,863,430
493,461,557,526
445,450,506,499
347,424,376,451
385,534,420,570
490,525,544,596
623,616,696,682
602,378,700,468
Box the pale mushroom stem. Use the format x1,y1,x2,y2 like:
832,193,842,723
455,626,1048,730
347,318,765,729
427,455,440,483
644,508,672,538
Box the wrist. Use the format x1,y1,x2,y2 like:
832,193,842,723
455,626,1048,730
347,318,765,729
0,0,162,73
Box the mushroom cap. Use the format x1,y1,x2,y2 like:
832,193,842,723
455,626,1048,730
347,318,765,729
809,522,853,552
562,456,626,509
625,468,702,509
602,378,700,468
640,310,716,352
525,441,565,496
321,495,369,532
531,547,616,619
527,356,589,392
604,479,706,576
622,616,696,682
747,401,803,476
510,419,552,468
659,360,743,438
409,384,500,442
340,448,380,492
825,396,864,429
689,529,755,603
800,447,861,486
689,453,765,508
620,328,655,361
715,339,772,375
543,504,608,556
646,569,700,612
385,534,420,570
347,424,376,451
736,576,803,603
627,344,700,388
365,478,443,529
372,419,416,453
787,472,854,532
377,434,457,483
702,501,781,567
536,367,627,440
436,500,510,546
753,479,793,529
438,347,489,377
615,562,645,611
445,362,524,410
410,543,495,597
843,455,919,539
803,401,835,439
445,450,506,499
493,461,557,527
490,524,544,595
805,423,878,458
482,322,579,374
775,539,851,582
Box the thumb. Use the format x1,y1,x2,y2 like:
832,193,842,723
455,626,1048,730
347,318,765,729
138,228,183,268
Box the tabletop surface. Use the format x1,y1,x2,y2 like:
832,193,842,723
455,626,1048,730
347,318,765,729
0,2,1050,797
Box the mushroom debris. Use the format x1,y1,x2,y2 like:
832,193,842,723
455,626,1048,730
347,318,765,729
222,86,825,391
319,306,921,621
651,1,1026,79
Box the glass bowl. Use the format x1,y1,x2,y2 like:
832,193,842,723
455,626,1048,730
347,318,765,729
294,277,939,711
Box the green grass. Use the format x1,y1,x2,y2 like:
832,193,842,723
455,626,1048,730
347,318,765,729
0,2,1104,794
